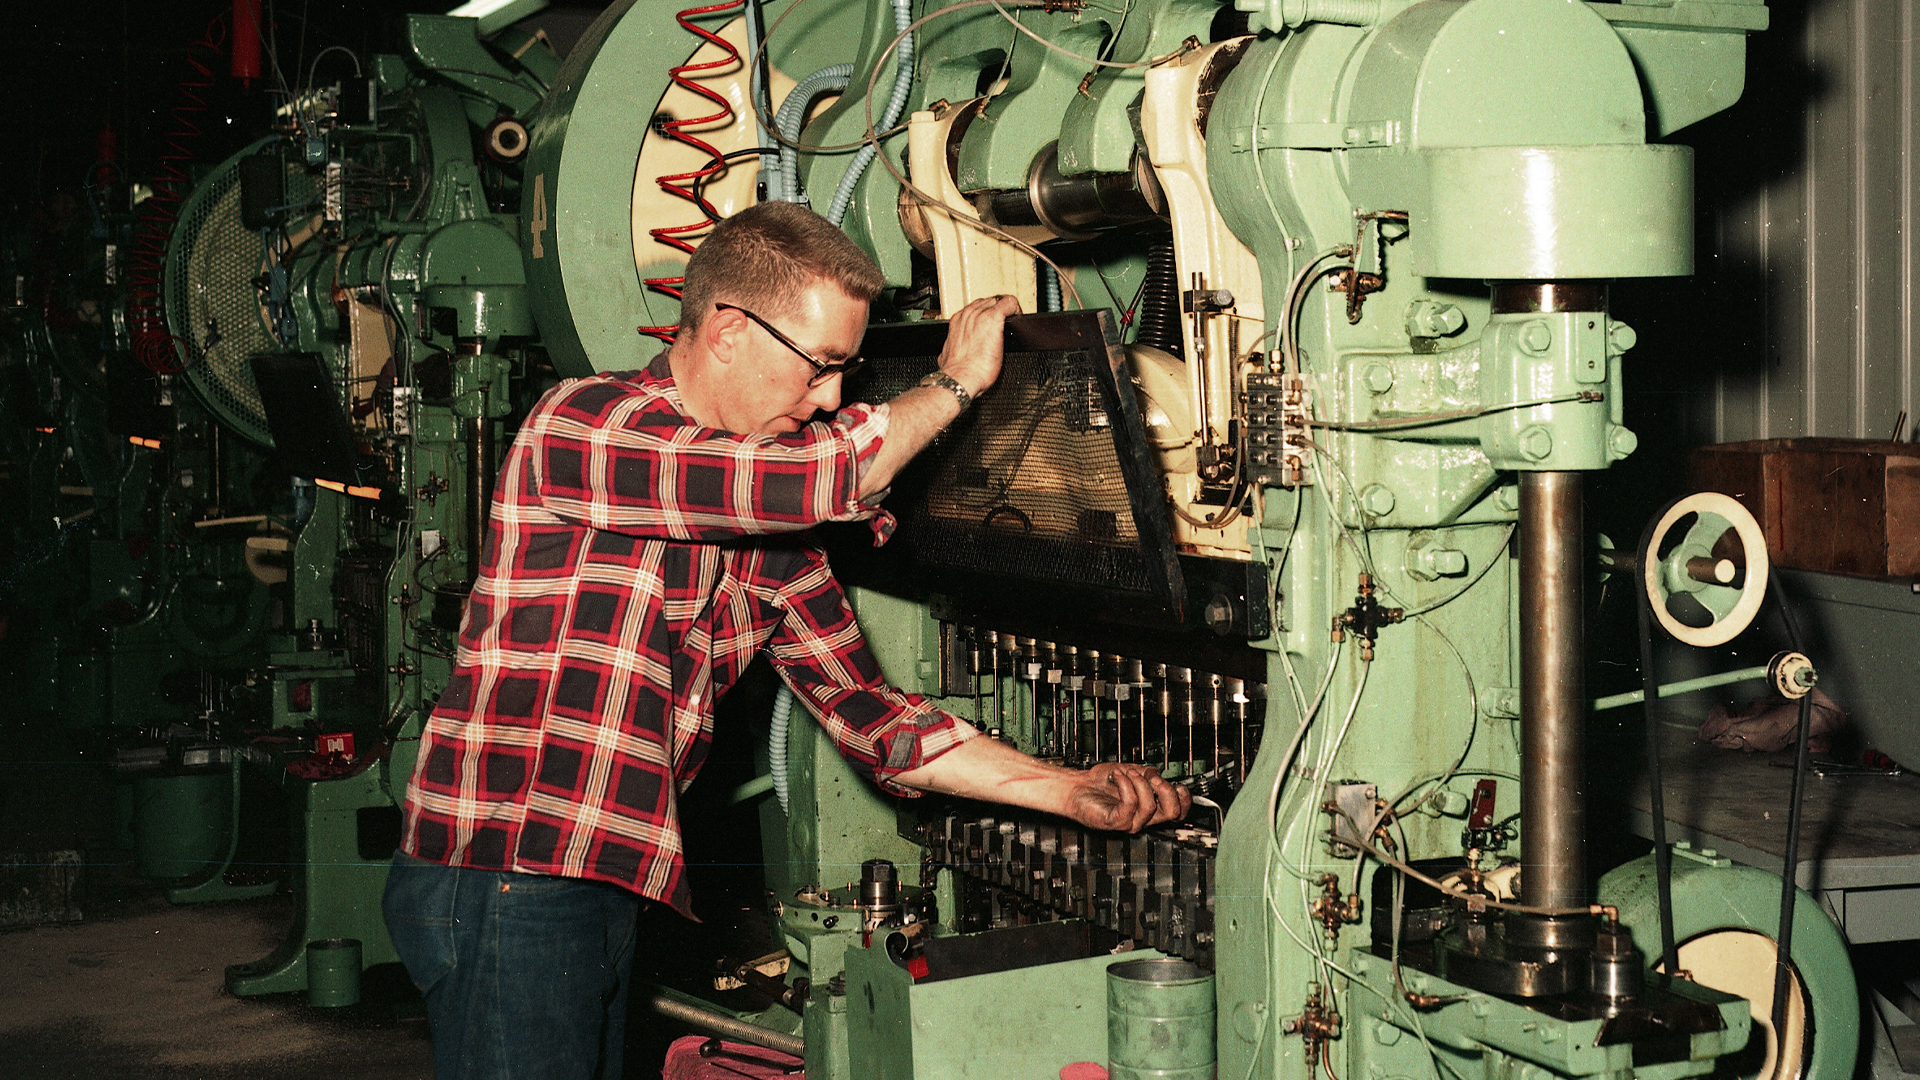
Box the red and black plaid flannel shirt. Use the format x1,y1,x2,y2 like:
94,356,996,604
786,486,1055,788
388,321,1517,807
398,359,977,916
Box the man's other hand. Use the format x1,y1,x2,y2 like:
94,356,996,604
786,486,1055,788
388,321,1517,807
939,293,1021,400
892,736,1191,834
1064,762,1193,833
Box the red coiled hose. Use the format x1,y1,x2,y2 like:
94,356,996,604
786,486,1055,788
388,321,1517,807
635,0,745,343
125,14,229,374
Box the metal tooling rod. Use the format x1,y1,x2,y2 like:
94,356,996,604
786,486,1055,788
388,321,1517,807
1519,470,1586,910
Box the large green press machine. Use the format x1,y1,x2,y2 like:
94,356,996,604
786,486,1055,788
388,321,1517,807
137,0,1870,1076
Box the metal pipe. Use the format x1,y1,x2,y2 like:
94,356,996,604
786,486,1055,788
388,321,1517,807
1591,665,1772,712
1519,471,1586,909
465,382,495,584
1082,650,1101,762
208,422,225,517
1154,664,1172,771
641,989,805,1058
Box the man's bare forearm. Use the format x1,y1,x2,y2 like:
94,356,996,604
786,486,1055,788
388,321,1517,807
892,737,1191,833
856,383,970,499
855,294,1019,500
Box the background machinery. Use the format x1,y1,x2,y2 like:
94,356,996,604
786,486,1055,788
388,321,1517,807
144,0,1874,1076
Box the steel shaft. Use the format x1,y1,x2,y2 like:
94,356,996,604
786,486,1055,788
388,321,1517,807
1519,470,1586,909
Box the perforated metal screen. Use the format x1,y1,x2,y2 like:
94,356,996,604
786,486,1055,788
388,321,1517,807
164,152,317,447
854,312,1181,602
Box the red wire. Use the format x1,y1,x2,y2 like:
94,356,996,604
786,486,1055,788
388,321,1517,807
125,14,230,375
635,0,746,342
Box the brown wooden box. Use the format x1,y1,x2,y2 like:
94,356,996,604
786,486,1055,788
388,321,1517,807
1686,438,1920,579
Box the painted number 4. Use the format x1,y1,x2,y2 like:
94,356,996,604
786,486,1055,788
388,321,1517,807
530,172,549,259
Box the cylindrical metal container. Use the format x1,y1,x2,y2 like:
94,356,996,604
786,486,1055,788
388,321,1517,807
306,938,363,1007
1108,957,1215,1080
132,770,229,879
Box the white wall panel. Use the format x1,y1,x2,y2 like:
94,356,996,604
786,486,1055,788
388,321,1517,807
1691,0,1920,444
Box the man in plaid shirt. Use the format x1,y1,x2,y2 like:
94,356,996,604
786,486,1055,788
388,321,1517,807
383,202,1188,1079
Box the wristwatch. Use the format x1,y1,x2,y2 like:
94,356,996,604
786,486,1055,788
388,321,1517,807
918,370,973,412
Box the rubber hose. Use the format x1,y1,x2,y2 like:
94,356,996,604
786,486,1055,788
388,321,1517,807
771,65,853,204
826,0,913,226
1040,261,1061,312
1280,0,1384,28
769,683,793,814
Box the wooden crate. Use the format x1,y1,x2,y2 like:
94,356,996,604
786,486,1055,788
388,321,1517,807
1687,438,1920,578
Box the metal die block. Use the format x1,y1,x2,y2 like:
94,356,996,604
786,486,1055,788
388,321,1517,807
1346,953,1749,1080
846,929,1173,1080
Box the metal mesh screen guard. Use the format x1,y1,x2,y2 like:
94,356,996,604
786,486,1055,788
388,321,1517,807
164,154,318,448
851,311,1184,608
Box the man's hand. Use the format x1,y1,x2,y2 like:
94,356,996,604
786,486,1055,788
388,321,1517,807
938,293,1021,400
857,293,1022,499
1063,761,1193,833
892,737,1191,833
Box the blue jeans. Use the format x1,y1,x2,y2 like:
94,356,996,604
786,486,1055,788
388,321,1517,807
383,851,643,1080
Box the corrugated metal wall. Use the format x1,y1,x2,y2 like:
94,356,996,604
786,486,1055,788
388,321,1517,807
1684,0,1918,444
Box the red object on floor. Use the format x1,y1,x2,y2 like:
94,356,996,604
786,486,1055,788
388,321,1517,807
1060,1063,1111,1080
662,1035,803,1080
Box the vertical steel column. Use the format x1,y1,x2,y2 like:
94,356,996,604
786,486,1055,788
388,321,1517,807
1519,470,1585,909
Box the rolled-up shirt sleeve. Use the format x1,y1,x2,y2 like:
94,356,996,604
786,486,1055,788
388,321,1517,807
524,374,896,543
762,549,976,793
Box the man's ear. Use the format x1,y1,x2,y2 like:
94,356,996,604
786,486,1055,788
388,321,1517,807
704,305,745,366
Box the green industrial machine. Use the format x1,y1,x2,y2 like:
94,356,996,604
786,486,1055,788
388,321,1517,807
147,13,553,997
147,0,1868,1075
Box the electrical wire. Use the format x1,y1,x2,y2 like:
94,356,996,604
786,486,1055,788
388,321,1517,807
1385,616,1481,817
1384,524,1515,619
304,44,361,88
853,1,1089,310
1343,826,1606,919
1303,437,1374,573
1281,247,1352,375
983,0,1190,69
1386,845,1471,1080
743,0,896,155
1307,392,1601,433
826,0,915,225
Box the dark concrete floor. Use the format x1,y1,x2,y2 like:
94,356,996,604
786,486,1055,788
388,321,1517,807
0,714,436,1079
0,716,777,1080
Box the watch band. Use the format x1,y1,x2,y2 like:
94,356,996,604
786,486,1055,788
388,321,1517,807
917,370,973,412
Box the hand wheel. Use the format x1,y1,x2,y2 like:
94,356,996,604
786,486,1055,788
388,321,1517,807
1638,491,1770,647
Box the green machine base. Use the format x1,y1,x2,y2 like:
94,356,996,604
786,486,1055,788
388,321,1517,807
226,766,400,998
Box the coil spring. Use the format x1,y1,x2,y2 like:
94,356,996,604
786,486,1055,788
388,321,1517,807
125,14,229,375
1133,236,1182,359
635,0,747,343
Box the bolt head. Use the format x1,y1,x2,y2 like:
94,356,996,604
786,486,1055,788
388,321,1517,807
1519,320,1553,354
1360,484,1396,517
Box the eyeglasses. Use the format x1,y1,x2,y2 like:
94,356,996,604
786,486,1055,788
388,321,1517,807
715,302,865,387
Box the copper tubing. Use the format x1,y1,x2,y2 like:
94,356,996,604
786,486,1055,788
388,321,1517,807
1519,471,1586,909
